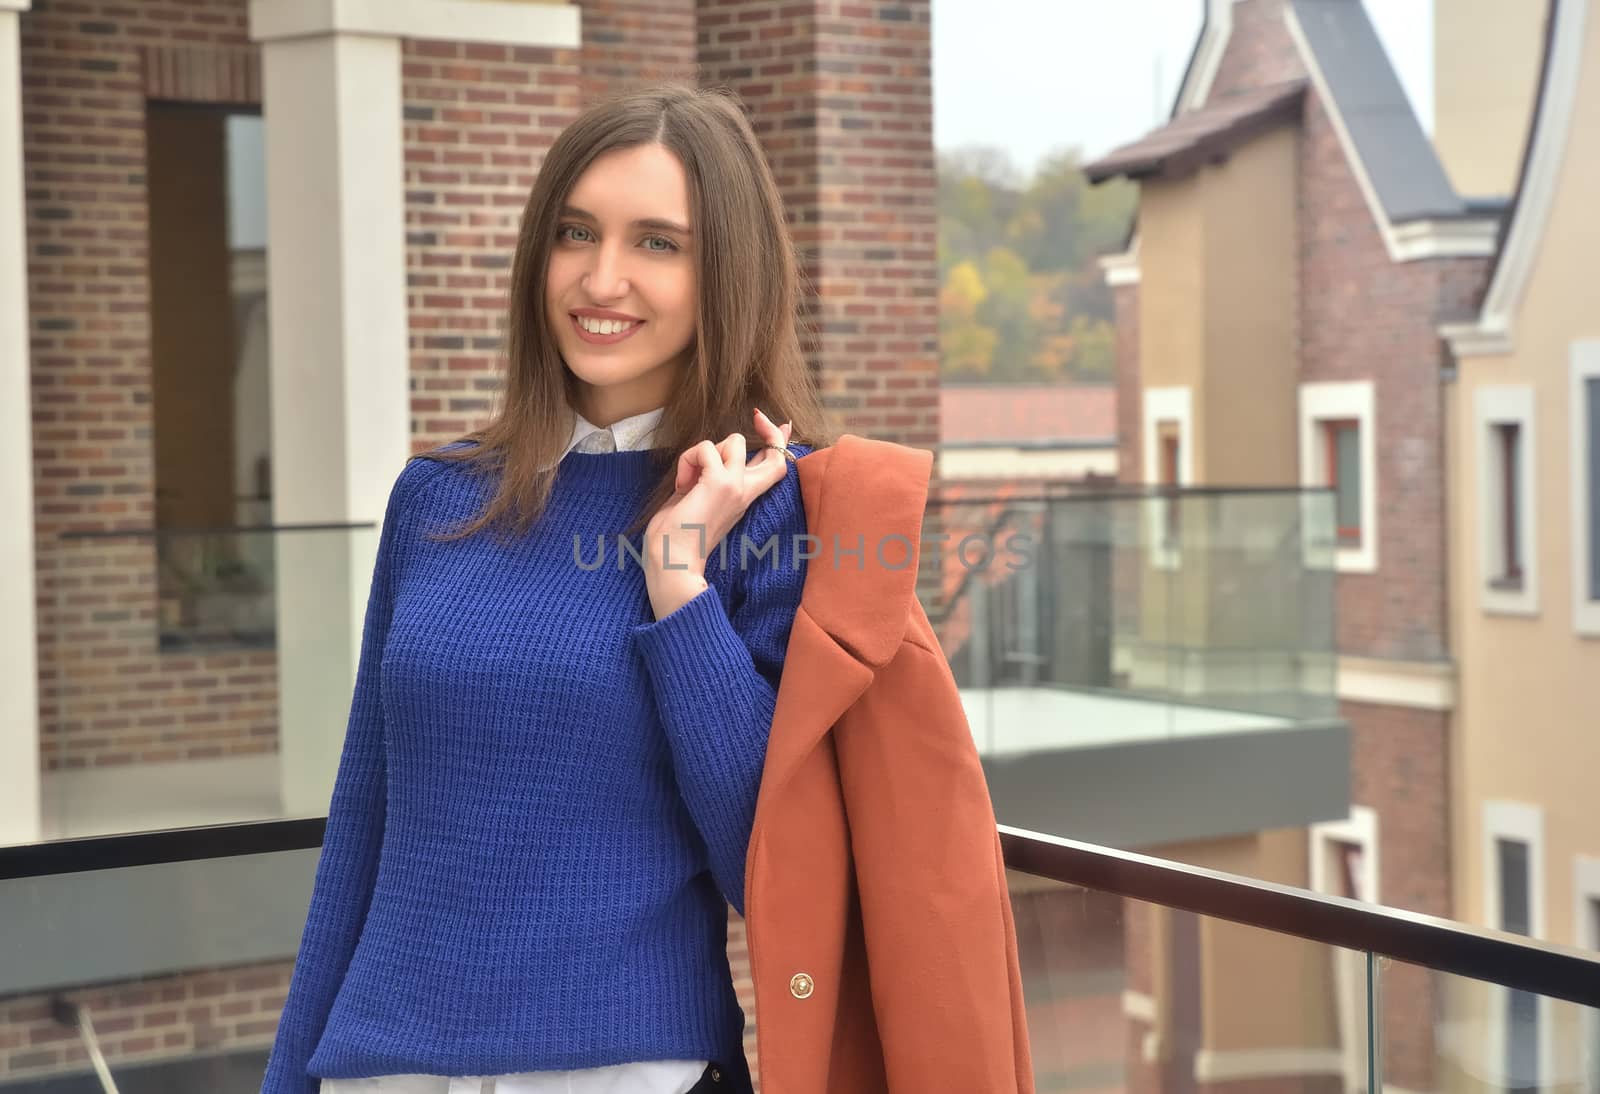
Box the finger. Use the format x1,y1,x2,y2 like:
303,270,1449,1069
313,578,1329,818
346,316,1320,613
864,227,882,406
723,432,747,491
676,439,722,493
754,407,786,447
751,409,788,470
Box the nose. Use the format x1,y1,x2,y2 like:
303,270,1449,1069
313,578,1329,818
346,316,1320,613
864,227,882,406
582,239,630,301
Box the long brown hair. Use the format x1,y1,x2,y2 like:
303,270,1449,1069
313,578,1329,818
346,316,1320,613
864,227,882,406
420,82,834,546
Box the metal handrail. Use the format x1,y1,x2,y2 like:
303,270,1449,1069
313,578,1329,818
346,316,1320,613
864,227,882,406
6,818,1598,1010
1001,825,1600,1010
58,520,377,540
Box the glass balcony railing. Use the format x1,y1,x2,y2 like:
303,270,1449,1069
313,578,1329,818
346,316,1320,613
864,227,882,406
39,522,378,844
1002,827,1600,1094
920,485,1347,849
34,486,1340,850
3,822,1596,1092
922,485,1340,745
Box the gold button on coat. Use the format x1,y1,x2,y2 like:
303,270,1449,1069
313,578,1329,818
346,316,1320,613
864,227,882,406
789,971,814,999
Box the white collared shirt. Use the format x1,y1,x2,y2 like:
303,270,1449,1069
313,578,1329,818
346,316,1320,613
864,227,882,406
561,405,666,458
319,401,710,1094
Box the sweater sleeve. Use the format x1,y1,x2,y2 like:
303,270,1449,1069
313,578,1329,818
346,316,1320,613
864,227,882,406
261,458,429,1094
629,443,812,918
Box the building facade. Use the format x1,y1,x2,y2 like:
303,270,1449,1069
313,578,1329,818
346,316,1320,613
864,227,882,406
1084,0,1532,1089
1441,0,1600,1086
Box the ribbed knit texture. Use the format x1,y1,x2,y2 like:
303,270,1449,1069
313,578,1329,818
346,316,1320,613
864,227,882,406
261,439,813,1094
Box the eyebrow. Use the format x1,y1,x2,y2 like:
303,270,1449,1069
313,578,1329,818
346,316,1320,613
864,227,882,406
559,204,693,237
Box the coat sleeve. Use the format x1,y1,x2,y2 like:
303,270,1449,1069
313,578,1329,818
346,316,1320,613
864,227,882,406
629,444,812,917
260,458,430,1094
832,594,1037,1093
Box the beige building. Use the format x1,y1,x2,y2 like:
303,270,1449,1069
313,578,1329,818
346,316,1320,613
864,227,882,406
1440,0,1600,1087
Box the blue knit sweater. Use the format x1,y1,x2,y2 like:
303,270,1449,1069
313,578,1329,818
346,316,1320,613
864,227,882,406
261,439,813,1093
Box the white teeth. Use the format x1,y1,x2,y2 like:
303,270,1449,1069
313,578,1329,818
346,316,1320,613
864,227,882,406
577,316,637,335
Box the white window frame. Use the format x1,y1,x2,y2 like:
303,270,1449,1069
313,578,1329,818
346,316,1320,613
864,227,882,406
1299,381,1377,573
1310,805,1380,903
1475,386,1539,616
1572,341,1600,637
1577,855,1600,1094
1482,801,1552,1092
1143,387,1193,572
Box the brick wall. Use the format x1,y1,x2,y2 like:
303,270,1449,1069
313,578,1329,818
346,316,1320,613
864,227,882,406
1344,699,1451,1091
2,961,285,1075
1297,88,1490,662
695,0,940,451
576,0,697,105
401,38,581,451
1209,0,1307,96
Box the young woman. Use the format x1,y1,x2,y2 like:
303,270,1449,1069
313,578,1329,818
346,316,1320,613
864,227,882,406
261,83,834,1094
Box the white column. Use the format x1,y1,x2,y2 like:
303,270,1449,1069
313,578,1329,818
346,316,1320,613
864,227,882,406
0,0,40,846
250,25,410,817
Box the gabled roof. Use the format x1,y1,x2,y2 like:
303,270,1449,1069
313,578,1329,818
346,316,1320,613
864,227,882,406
1084,80,1307,184
1099,0,1503,270
1287,0,1467,222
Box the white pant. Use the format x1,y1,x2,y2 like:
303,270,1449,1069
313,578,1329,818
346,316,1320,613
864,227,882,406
321,1079,501,1094
318,1057,709,1094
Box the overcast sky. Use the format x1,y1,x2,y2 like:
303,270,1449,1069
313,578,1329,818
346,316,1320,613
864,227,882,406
932,0,1434,180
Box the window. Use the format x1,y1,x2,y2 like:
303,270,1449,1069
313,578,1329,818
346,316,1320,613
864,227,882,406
1321,418,1362,546
1476,386,1538,615
1573,342,1600,636
1497,838,1538,1094
1299,381,1377,572
147,104,272,652
1142,387,1191,570
1485,802,1548,1094
1493,422,1524,587
1158,421,1182,547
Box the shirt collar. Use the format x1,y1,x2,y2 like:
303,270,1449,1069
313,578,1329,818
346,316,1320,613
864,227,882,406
564,405,666,456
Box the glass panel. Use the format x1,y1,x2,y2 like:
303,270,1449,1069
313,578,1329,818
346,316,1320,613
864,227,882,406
1380,957,1599,1094
1006,876,1374,1094
29,523,378,846
1,852,292,1089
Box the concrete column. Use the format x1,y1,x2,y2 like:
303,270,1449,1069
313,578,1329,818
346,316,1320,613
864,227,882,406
0,0,40,845
248,21,410,816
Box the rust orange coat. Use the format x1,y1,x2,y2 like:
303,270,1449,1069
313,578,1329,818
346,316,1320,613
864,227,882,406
738,434,1036,1093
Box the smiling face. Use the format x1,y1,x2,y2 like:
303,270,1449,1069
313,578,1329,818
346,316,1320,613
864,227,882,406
543,142,698,428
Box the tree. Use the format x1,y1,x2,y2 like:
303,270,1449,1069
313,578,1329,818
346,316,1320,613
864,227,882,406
936,142,1137,383
939,261,999,377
